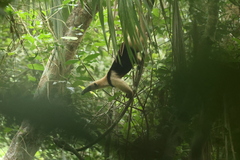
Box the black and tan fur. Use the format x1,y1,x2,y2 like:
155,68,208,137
82,29,145,98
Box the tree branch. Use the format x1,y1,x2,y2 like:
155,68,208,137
76,97,133,151
54,138,84,160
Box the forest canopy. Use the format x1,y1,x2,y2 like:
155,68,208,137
0,0,240,160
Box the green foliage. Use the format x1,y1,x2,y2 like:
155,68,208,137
27,63,44,71
1,0,240,160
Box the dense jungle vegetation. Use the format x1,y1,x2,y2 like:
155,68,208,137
0,0,240,159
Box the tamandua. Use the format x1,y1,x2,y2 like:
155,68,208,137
82,30,145,98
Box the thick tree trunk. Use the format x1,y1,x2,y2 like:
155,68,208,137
190,0,219,159
172,0,185,70
3,121,41,160
3,1,97,160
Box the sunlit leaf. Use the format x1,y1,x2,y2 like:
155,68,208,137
23,34,35,44
61,36,78,40
38,33,51,39
152,8,160,17
83,53,100,62
62,0,72,5
27,64,44,71
8,52,16,56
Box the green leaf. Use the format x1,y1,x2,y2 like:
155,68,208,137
77,51,87,56
61,36,78,40
4,127,13,133
232,38,240,44
23,34,35,44
27,64,44,71
72,81,84,87
62,0,72,5
65,59,79,65
152,8,160,17
8,52,16,56
28,75,36,81
83,53,100,62
38,33,51,39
